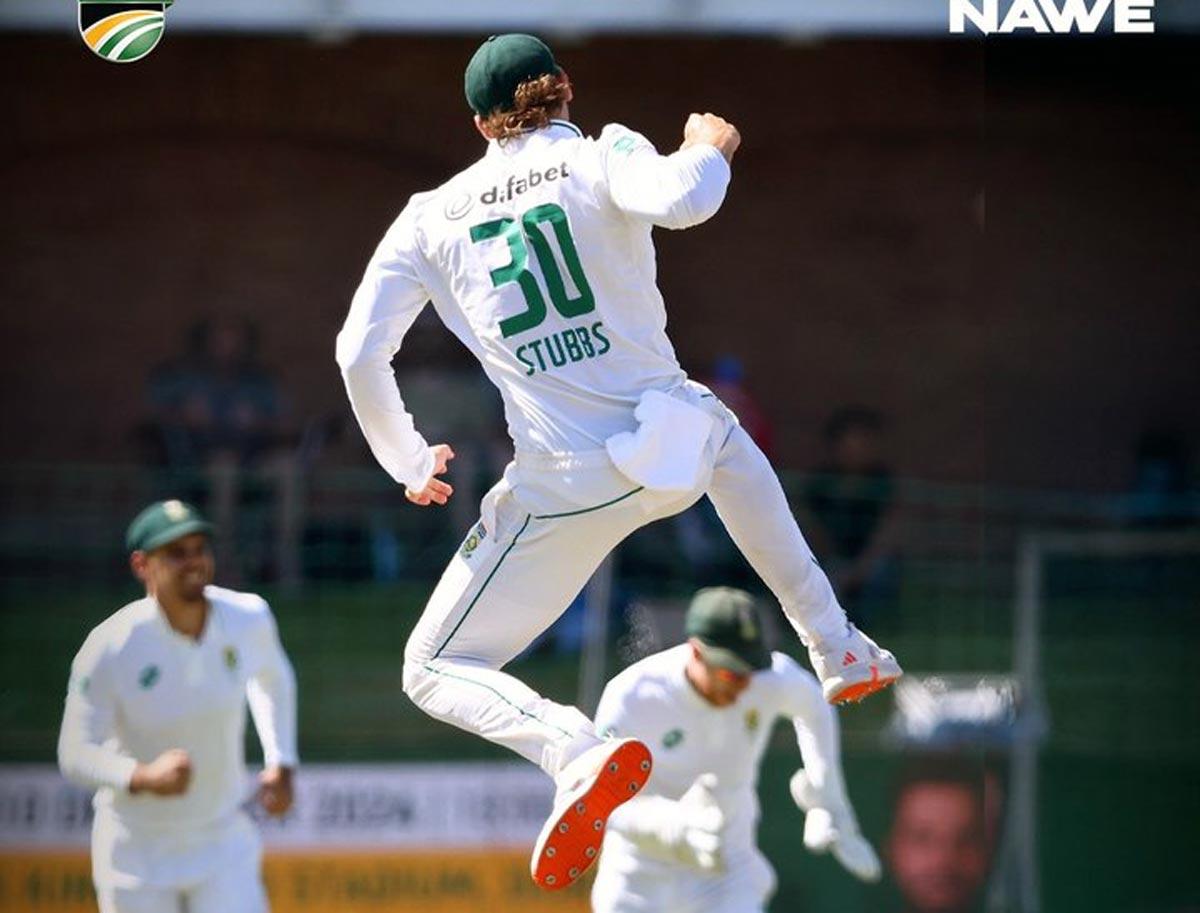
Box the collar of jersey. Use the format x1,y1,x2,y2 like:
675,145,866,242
151,594,214,647
485,119,583,158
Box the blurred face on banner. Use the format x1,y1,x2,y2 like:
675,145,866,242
887,781,992,913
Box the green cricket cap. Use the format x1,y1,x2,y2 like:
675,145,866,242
464,33,561,115
125,500,213,553
685,587,771,674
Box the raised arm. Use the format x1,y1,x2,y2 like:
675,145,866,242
335,205,439,494
602,115,738,230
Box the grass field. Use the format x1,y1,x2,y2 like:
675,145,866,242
2,578,1197,912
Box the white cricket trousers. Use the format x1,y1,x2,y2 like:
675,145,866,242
590,845,776,913
402,391,847,777
92,809,268,913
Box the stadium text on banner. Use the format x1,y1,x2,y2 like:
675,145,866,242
0,764,590,912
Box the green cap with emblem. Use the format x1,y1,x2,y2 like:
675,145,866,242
464,33,561,115
125,499,213,553
685,586,771,674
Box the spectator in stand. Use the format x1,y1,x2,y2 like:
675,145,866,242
140,317,301,585
800,406,901,625
707,355,775,457
1124,429,1196,528
144,316,284,470
886,756,1003,913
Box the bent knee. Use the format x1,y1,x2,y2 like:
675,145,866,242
401,654,431,702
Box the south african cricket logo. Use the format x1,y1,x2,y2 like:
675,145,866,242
79,1,173,64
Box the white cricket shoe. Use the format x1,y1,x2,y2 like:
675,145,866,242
530,738,652,891
808,624,902,704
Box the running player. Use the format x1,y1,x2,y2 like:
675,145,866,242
591,587,880,913
335,32,900,890
57,500,297,913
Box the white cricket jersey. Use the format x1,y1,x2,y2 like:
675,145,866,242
57,586,298,833
595,644,839,859
336,119,732,490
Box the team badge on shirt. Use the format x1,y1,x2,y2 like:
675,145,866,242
610,133,649,157
444,191,474,221
223,646,239,671
662,728,685,749
460,522,488,559
138,664,160,689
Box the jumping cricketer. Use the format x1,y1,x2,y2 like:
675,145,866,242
57,500,298,913
335,32,901,890
592,588,880,913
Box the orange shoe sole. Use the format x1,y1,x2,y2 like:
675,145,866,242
532,740,652,891
830,665,900,705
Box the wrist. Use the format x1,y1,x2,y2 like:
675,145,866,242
128,764,148,794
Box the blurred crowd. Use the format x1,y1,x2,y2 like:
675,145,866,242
130,319,1196,622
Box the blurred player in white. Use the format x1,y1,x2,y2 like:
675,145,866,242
336,32,900,890
57,500,298,913
592,587,881,913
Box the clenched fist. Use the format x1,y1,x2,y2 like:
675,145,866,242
130,748,191,796
258,765,294,817
680,112,741,164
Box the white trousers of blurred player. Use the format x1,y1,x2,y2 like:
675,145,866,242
92,809,268,913
591,846,777,913
403,384,846,778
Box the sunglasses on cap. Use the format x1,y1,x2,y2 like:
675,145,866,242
708,664,751,685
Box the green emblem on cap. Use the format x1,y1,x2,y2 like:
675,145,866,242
126,499,214,552
739,608,758,642
745,708,760,734
138,664,160,689
663,728,684,749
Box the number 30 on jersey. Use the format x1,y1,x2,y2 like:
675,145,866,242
470,203,596,339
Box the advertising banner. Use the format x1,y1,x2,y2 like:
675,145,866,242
0,765,589,912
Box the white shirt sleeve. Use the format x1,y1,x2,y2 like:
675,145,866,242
57,633,138,792
246,603,299,769
593,671,632,740
600,124,732,231
335,203,437,491
771,654,852,814
593,673,673,838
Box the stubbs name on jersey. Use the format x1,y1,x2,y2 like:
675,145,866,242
516,320,611,376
